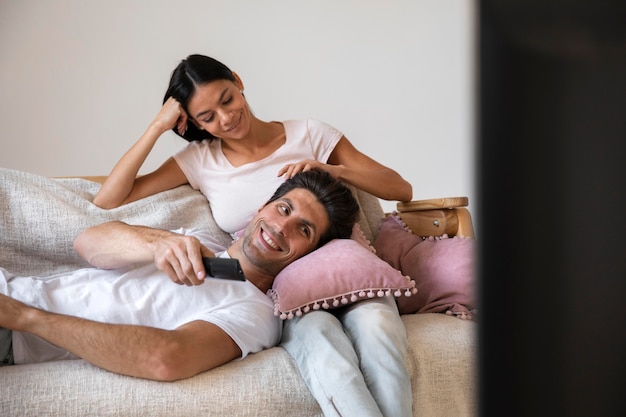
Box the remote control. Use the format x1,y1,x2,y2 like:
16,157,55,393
202,257,246,281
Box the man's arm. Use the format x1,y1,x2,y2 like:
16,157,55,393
0,293,241,381
74,221,213,285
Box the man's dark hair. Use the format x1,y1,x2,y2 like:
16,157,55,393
266,169,360,247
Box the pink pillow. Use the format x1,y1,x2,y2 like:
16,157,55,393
373,213,476,320
268,231,417,320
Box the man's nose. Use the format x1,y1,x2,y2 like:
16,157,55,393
273,217,295,236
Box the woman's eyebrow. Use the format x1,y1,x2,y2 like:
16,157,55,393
194,87,230,119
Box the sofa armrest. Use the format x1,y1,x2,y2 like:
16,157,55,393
55,175,108,183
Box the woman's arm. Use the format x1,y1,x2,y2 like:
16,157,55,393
279,136,413,202
93,98,190,208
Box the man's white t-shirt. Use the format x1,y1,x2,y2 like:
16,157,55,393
173,119,343,234
1,229,280,365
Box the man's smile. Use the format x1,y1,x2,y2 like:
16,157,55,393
261,228,281,251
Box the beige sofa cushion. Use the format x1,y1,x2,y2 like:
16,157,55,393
0,314,476,417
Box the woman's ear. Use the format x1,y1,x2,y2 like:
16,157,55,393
232,72,245,92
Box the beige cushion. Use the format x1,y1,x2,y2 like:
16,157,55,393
0,315,476,417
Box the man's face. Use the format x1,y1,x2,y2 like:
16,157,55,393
240,188,330,276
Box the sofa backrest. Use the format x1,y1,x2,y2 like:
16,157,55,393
347,185,385,243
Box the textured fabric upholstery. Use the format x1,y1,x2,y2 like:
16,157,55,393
0,168,477,417
1,315,476,417
0,168,231,276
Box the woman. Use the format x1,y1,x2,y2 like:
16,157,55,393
94,54,413,417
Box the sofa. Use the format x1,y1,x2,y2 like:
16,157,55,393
0,167,477,417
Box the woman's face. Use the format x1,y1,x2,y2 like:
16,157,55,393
186,79,250,140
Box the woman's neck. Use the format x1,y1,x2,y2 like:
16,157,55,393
220,120,285,167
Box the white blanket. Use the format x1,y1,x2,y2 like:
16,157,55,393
0,167,231,276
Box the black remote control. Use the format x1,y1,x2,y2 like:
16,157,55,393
202,257,246,281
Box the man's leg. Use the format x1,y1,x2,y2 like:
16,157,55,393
340,296,413,417
281,310,384,417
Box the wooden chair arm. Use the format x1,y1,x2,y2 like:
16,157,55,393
396,196,468,211
78,175,107,184
395,197,474,238
56,175,108,184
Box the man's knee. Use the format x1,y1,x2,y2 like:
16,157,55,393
342,298,407,347
283,310,343,338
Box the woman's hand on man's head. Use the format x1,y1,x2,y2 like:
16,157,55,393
278,160,338,180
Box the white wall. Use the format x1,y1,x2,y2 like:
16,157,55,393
0,0,475,216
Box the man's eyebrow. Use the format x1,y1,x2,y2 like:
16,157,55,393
194,87,229,119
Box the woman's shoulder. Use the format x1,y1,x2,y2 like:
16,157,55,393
280,119,343,154
282,118,328,127
175,138,219,156
282,118,340,135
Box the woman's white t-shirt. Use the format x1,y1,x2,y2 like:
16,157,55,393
173,119,343,234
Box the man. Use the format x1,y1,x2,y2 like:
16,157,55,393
0,169,359,381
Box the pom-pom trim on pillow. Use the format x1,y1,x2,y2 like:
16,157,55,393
268,284,417,320
349,223,376,253
268,238,417,320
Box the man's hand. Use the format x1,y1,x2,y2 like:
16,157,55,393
151,233,215,286
74,221,215,286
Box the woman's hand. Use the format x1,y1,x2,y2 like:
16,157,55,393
278,159,341,179
151,97,189,136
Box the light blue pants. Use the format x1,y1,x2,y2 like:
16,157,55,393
281,296,412,417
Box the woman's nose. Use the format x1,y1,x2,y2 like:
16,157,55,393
218,109,233,125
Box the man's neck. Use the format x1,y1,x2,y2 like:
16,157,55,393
226,247,274,293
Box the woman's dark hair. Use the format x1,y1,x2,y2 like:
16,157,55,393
164,54,236,142
266,170,361,248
